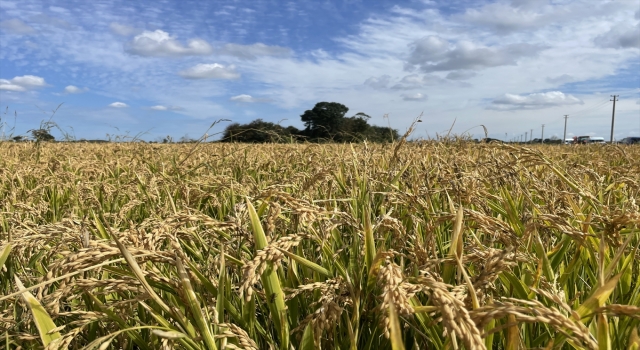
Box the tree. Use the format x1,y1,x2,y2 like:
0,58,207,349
30,128,55,142
364,125,399,143
337,113,371,142
300,102,349,140
221,119,299,143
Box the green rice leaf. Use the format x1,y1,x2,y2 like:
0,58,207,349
0,243,10,270
299,323,316,350
246,198,289,349
13,276,61,346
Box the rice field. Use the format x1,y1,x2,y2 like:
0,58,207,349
1,140,639,349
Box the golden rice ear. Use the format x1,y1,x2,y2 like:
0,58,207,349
3,137,639,350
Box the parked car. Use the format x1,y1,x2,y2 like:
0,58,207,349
590,137,605,144
619,137,640,144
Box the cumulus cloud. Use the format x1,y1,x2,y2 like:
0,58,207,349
109,22,141,36
391,74,446,90
150,105,182,111
364,75,391,89
460,2,544,34
489,91,583,110
0,81,25,92
218,43,291,60
406,36,543,72
64,85,87,94
392,74,424,90
0,75,46,91
0,19,36,35
594,23,640,49
229,94,271,103
108,102,128,108
446,70,477,80
179,63,240,80
402,92,428,101
125,30,213,57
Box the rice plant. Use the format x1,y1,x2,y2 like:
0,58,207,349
1,140,638,349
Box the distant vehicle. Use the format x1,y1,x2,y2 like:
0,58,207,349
576,136,605,144
576,136,591,144
619,137,640,144
564,138,574,144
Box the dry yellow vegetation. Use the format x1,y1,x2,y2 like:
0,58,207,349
1,141,639,349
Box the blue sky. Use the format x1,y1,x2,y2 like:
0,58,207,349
1,0,639,142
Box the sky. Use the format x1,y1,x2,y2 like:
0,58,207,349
0,0,639,142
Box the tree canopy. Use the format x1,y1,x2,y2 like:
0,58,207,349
221,119,299,143
300,102,349,140
221,102,399,143
30,129,55,142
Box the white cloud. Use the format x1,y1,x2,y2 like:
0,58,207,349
64,85,87,94
230,94,255,103
12,75,47,87
108,102,128,108
406,36,543,72
179,63,240,80
109,22,140,36
391,74,446,90
229,94,270,103
0,81,26,92
392,74,424,90
125,30,213,57
364,75,391,89
0,75,46,91
489,91,583,110
0,18,36,35
150,105,182,111
218,43,291,60
402,92,428,101
594,23,640,49
460,2,545,34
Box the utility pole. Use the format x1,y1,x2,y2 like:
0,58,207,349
530,129,533,142
563,115,569,145
610,95,618,143
525,131,528,143
541,124,545,143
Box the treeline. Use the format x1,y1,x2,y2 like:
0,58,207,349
221,102,399,143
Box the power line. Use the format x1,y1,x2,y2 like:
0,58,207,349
570,98,611,117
